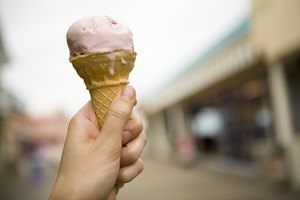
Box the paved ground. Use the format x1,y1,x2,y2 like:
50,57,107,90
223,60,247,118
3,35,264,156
118,159,299,200
0,167,56,200
0,158,299,200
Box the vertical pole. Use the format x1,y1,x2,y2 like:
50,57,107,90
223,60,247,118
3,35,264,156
149,112,172,161
268,62,300,189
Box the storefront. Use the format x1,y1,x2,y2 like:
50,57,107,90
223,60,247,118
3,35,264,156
188,69,273,163
143,0,300,189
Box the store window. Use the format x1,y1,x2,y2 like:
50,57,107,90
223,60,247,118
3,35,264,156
191,107,224,138
188,74,273,160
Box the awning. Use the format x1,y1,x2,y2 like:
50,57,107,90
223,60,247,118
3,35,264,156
143,37,259,115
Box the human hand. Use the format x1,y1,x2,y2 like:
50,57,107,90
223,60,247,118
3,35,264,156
49,86,147,200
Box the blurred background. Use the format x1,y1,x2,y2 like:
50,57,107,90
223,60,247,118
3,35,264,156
0,0,300,199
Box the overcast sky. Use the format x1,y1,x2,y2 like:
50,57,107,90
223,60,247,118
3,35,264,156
0,0,250,116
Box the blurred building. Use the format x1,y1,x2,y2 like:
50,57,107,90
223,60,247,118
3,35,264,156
0,22,30,174
0,23,68,175
143,0,300,190
0,22,10,174
1,110,68,176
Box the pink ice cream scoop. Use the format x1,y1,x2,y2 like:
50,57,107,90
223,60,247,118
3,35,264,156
66,15,134,58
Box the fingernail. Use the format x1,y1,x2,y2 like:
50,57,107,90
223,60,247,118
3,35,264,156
121,85,135,100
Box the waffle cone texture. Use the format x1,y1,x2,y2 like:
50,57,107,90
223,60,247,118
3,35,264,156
70,50,136,128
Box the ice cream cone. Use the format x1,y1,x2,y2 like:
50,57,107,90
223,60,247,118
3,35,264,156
70,50,136,128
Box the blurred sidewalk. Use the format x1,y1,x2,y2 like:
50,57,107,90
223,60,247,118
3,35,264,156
0,158,299,200
119,158,300,200
0,167,56,200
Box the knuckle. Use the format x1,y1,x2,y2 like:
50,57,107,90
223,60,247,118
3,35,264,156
128,113,144,134
141,131,148,146
69,115,78,125
108,103,130,120
135,116,144,133
118,159,144,183
138,159,144,173
122,171,131,183
122,147,138,166
68,115,80,130
118,168,131,183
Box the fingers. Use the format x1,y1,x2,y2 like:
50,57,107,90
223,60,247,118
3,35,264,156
117,117,147,185
120,131,147,167
117,159,144,183
100,85,136,143
122,113,144,145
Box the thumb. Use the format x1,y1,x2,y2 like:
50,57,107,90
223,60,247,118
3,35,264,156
100,85,136,143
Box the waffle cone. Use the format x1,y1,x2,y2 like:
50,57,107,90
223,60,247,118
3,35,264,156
70,50,136,128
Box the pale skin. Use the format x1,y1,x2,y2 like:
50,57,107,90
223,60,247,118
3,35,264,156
49,85,147,200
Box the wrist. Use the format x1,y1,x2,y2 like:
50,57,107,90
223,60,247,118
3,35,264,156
49,175,110,200
49,177,79,200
